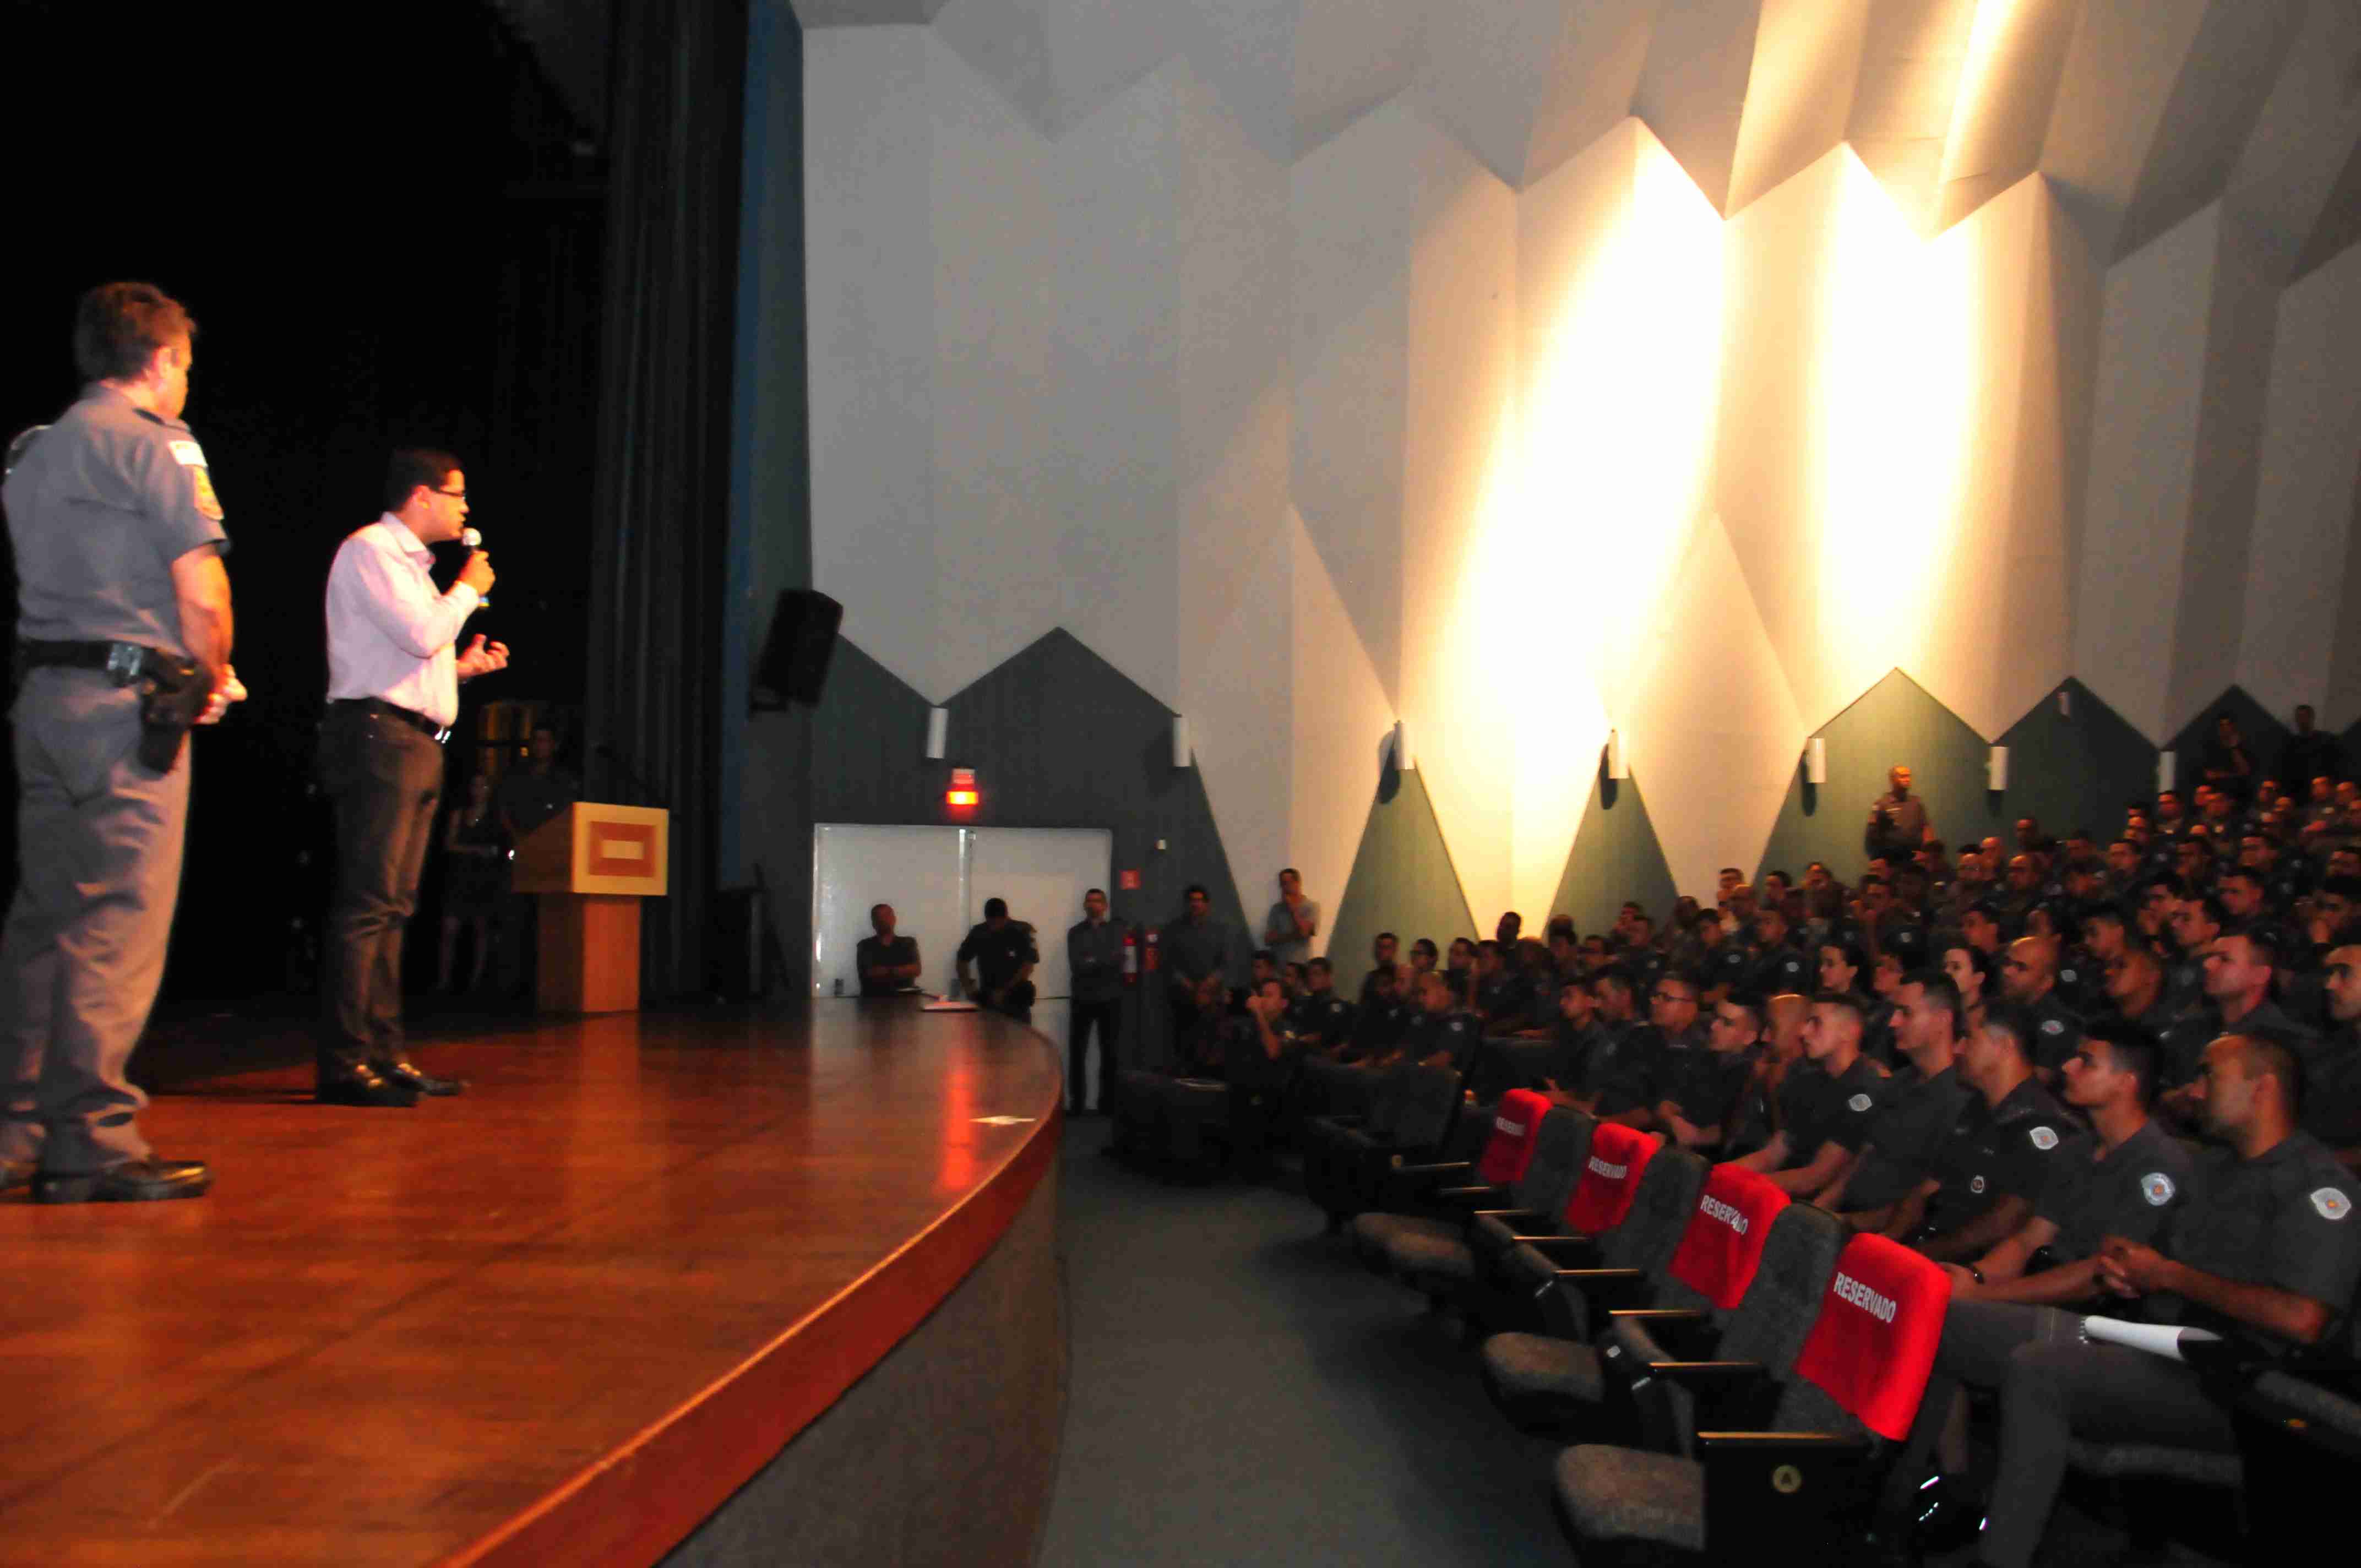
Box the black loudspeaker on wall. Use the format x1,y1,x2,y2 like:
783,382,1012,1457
754,588,843,709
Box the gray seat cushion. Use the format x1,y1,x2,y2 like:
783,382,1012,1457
1387,1227,1475,1282
1482,1332,1603,1403
1349,1211,1456,1259
1555,1442,1706,1552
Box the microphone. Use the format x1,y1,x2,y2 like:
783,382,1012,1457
461,526,489,610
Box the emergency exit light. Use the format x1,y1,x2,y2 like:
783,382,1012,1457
946,767,978,809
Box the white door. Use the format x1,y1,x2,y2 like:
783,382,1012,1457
967,827,1112,1003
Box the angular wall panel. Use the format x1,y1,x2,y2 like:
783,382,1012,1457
2240,241,2361,721
1930,0,2077,233
1412,0,1582,187
1325,769,1479,994
2038,0,2213,259
1633,0,1763,213
1551,769,1678,939
1843,0,1977,235
1291,0,1424,155
2072,202,2218,741
932,0,1192,139
1618,514,1808,897
1723,0,1868,218
1288,509,1400,958
1994,679,2159,848
1521,0,1658,187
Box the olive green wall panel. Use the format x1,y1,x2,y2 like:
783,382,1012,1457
1550,766,1680,939
1755,669,2006,885
1326,767,1478,987
2166,684,2292,798
1993,678,2159,844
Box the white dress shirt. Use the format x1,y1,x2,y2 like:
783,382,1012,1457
324,516,479,727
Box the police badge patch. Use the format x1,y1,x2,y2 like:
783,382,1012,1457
1848,1093,1873,1112
2141,1172,2174,1206
2028,1125,2059,1151
2313,1188,2352,1222
1968,1175,1987,1194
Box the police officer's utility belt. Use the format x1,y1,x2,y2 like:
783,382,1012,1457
15,639,208,774
17,637,172,685
328,696,450,745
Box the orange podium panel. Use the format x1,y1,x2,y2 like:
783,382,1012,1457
513,803,668,1013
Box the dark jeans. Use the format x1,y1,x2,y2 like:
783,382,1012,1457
319,706,445,1069
1070,998,1120,1109
0,671,188,1170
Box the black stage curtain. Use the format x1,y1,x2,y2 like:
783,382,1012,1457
586,0,750,998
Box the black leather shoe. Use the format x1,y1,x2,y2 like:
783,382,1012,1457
2,1158,34,1194
35,1157,213,1204
376,1058,464,1097
317,1061,422,1107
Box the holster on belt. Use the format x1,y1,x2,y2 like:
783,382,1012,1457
133,651,210,774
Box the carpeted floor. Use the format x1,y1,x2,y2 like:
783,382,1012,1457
1037,1121,1572,1566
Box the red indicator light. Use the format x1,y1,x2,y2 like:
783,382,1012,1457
946,789,978,807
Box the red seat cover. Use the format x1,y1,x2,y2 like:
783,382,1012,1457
1475,1090,1554,1185
1792,1233,1951,1440
1666,1162,1789,1310
1560,1121,1658,1235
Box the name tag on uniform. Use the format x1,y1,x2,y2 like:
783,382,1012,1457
168,440,207,466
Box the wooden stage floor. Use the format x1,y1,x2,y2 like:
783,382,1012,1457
0,999,1064,1567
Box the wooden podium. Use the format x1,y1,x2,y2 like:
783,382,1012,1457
512,802,670,1014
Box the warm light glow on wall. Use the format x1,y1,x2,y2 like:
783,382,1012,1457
1813,147,1974,697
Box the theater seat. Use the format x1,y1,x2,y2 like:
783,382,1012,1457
1348,1089,1556,1273
1300,1064,1464,1228
1476,1134,1706,1429
1377,1111,1589,1306
1479,1163,1819,1436
1553,1233,1950,1562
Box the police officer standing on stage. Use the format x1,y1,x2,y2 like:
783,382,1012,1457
0,282,243,1202
318,449,507,1106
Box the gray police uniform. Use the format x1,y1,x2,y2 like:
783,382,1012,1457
0,388,225,1173
1842,1063,1975,1212
1917,1076,2072,1238
1978,1131,2361,1568
1067,916,1126,1112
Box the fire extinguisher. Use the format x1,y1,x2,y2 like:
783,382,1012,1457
1143,925,1161,976
1122,926,1140,987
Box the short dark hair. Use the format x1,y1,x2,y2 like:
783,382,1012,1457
983,897,1008,919
2083,1017,2163,1109
1809,991,1865,1025
1307,957,1331,976
1978,1001,2039,1061
2225,922,2286,974
1721,992,1766,1030
385,448,463,513
2231,1031,2305,1119
1280,866,1300,880
1085,886,1107,901
1374,930,1397,946
73,281,195,383
1819,932,1867,976
1412,937,1438,959
1900,968,1962,1031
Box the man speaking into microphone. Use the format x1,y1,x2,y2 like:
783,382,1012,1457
318,449,508,1106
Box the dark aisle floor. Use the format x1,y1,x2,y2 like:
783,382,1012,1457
1037,1123,1570,1567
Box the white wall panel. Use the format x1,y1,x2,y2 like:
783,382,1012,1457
1521,0,1657,188
1724,0,1868,218
1288,509,1398,957
1399,128,1522,930
1291,0,1424,155
1620,514,1807,896
2072,202,2218,741
1412,0,1577,188
805,27,944,696
2240,241,2361,720
1633,0,1764,213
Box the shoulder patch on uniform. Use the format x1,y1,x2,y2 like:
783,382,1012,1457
2028,1125,2059,1151
1968,1175,1987,1194
1848,1092,1873,1112
2141,1172,2175,1207
2313,1187,2352,1222
2041,1019,2064,1036
168,439,206,466
191,466,224,521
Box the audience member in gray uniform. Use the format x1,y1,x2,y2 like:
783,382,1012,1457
1969,1032,2361,1568
855,902,921,995
1733,992,1885,1199
1594,970,1707,1126
1996,935,2083,1077
1259,867,1319,968
1397,970,1481,1074
1820,975,1976,1226
1355,931,1399,1006
1650,993,1762,1152
2306,944,2361,1172
1287,957,1357,1052
1163,884,1232,1039
1905,1019,2193,1548
0,282,241,1202
1896,1001,2072,1262
2158,927,2314,1109
1066,889,1124,1114
956,898,1038,1020
1867,763,1933,861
